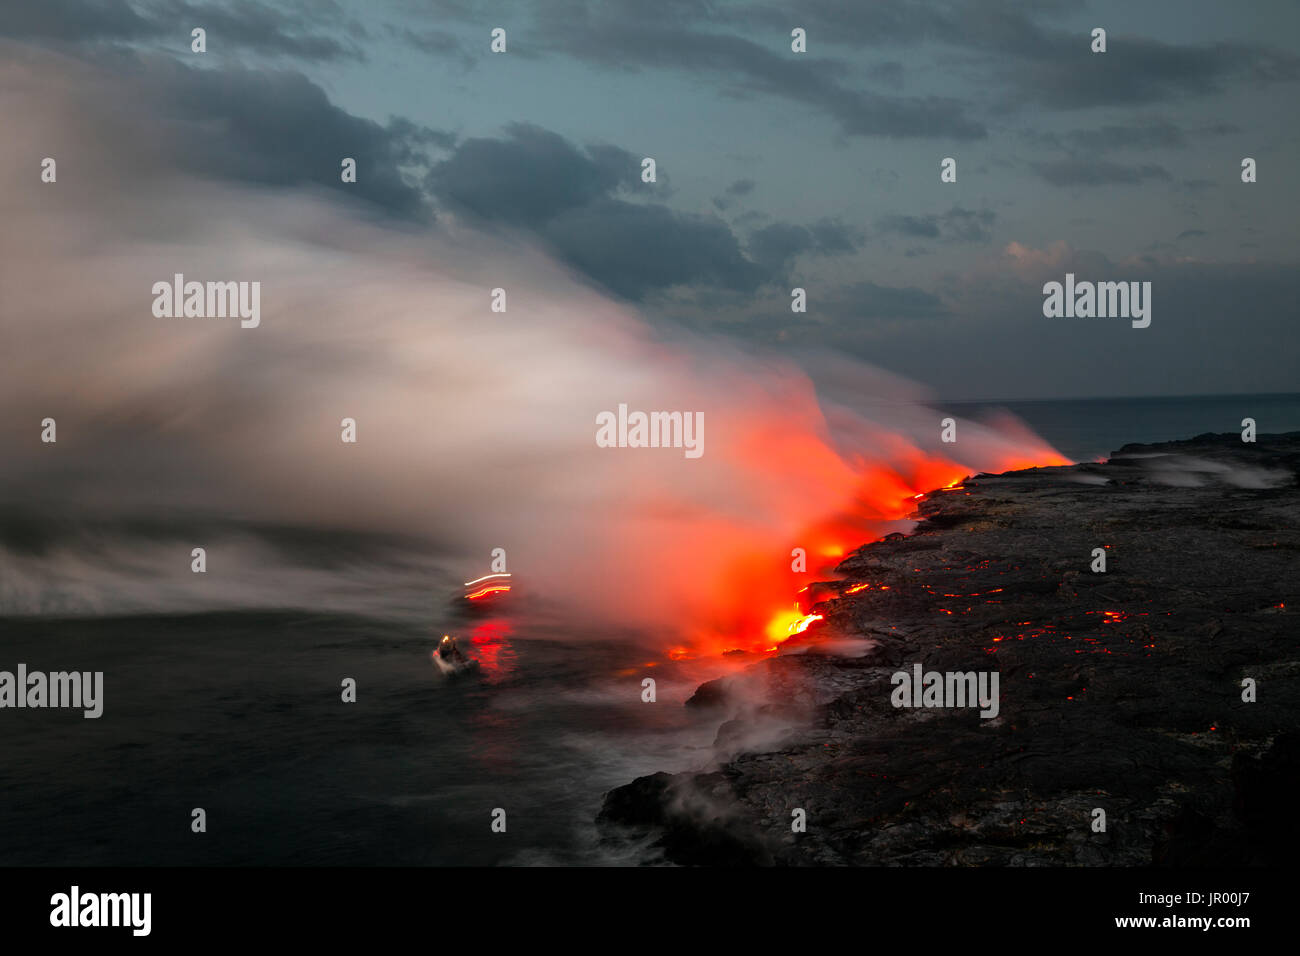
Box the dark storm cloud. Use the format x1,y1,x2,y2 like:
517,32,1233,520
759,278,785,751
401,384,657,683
1032,159,1172,187
839,0,1299,110
483,2,1297,116
2,0,364,62
165,66,437,215
747,219,864,269
1177,229,1208,240
3,0,158,41
419,0,982,140
544,199,767,300
740,0,1298,110
433,0,1291,136
426,123,637,226
426,125,760,298
89,54,445,218
1012,37,1300,110
426,124,861,300
878,206,996,242
542,23,985,139
168,1,364,61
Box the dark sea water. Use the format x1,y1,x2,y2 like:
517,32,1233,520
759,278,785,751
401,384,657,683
2,392,1297,865
0,608,727,865
953,391,1300,463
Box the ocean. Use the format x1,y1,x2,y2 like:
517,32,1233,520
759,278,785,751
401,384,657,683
2,392,1297,865
953,392,1300,463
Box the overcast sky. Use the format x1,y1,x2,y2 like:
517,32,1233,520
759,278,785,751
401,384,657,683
7,0,1299,399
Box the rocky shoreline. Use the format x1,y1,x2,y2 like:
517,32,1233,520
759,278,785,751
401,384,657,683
598,432,1300,865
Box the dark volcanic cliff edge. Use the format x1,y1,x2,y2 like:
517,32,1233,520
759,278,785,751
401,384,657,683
598,432,1300,865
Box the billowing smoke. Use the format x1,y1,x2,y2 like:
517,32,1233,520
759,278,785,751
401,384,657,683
0,46,1068,647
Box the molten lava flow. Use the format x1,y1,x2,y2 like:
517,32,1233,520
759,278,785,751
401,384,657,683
553,367,1072,661
728,440,1070,657
764,603,824,644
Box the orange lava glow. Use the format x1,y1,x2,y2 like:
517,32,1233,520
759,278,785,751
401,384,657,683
765,604,824,642
603,390,1071,661
728,441,1068,655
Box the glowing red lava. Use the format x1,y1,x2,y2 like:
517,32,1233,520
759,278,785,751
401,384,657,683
734,444,1068,656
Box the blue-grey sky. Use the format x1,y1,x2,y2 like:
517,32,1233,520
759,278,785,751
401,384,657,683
7,0,1299,399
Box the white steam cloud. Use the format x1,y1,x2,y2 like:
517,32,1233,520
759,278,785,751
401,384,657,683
0,46,1068,640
